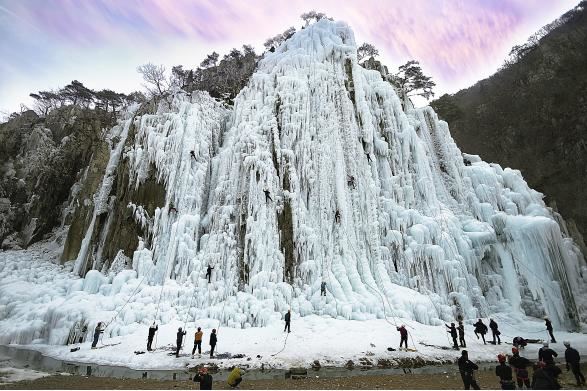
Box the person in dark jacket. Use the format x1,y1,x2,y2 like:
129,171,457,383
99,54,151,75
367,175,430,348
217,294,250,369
206,265,214,283
263,189,272,202
193,366,213,390
175,327,186,357
458,350,480,390
495,354,515,389
347,175,356,189
564,341,585,386
320,281,327,296
473,319,487,344
147,322,158,351
91,322,104,349
284,310,291,333
209,328,217,358
532,361,560,390
489,318,501,345
397,325,408,350
457,321,466,348
513,336,527,350
335,210,341,223
509,347,531,389
539,342,558,364
545,317,556,343
446,323,459,349
544,361,562,384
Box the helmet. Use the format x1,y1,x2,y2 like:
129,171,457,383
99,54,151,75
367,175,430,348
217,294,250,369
512,347,519,354
451,322,455,326
178,327,182,331
563,341,570,347
497,354,506,363
543,342,549,347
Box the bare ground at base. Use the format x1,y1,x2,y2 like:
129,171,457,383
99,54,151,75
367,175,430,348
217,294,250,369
1,364,586,390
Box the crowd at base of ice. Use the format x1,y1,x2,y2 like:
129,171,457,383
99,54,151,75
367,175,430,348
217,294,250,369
0,246,585,374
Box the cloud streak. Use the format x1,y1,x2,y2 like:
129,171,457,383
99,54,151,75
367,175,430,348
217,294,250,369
0,0,578,112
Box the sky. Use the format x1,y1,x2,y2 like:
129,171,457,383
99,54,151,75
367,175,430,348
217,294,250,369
0,0,579,115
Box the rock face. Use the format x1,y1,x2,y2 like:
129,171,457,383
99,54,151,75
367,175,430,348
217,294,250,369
0,107,115,249
431,4,587,257
1,19,586,344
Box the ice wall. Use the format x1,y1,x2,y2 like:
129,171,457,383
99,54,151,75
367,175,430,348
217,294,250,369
4,19,585,346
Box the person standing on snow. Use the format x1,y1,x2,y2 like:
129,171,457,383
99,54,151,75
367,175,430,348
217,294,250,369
147,322,158,351
284,310,291,333
489,318,501,345
538,342,558,364
175,327,186,357
545,317,556,343
509,347,531,389
206,265,214,283
192,327,203,357
457,321,466,348
564,341,585,386
397,325,408,350
446,323,459,349
209,328,217,358
495,354,515,390
91,322,104,349
458,350,480,390
473,319,488,344
335,210,341,223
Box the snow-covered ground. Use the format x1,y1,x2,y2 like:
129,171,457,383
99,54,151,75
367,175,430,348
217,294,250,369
1,246,585,371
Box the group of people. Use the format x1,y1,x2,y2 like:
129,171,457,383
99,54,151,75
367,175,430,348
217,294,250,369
193,366,245,390
145,322,218,359
458,341,584,389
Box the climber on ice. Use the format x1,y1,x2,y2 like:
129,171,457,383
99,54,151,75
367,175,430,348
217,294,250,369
335,210,341,223
169,204,178,214
489,318,501,345
176,327,186,357
206,265,214,283
473,319,488,345
284,309,291,333
91,322,104,349
347,175,356,189
446,322,459,349
190,150,196,160
545,317,556,343
147,322,158,351
458,321,466,348
263,189,272,202
397,325,408,350
366,153,372,163
320,281,327,296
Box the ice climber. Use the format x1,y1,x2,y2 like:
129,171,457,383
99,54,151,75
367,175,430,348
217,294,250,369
473,319,488,344
397,325,408,350
457,321,466,348
509,347,531,389
190,150,196,159
320,281,327,296
206,265,214,283
545,317,556,343
489,318,501,345
193,367,213,390
284,310,291,333
564,341,585,386
210,328,217,358
192,327,203,357
495,354,515,390
532,361,559,389
169,204,177,214
263,189,272,202
538,342,558,364
176,327,186,357
347,175,356,189
335,210,341,223
227,367,245,389
446,322,459,349
458,350,480,390
366,153,372,163
147,322,158,351
91,322,104,349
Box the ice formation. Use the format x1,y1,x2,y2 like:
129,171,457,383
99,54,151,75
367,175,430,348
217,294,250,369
1,19,585,348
